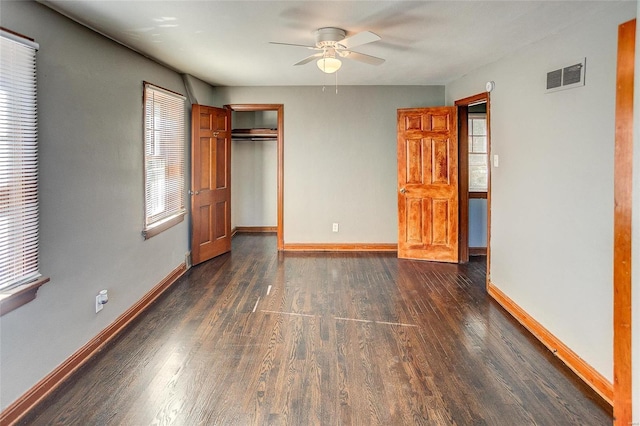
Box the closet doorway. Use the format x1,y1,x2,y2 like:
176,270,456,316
226,104,284,250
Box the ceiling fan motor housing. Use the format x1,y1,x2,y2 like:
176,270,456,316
315,27,346,48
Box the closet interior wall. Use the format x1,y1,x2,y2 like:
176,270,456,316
231,111,278,231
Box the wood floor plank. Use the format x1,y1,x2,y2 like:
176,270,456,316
20,234,611,425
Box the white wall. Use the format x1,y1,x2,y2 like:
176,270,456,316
446,2,636,382
216,86,445,243
183,73,216,106
232,139,278,228
0,2,212,410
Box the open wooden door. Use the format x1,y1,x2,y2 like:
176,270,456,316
191,104,232,265
397,107,459,262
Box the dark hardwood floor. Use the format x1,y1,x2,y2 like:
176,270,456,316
22,234,611,425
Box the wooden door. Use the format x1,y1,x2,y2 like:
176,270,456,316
613,18,635,426
191,104,231,265
397,107,459,262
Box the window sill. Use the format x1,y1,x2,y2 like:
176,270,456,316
142,213,185,240
0,277,51,316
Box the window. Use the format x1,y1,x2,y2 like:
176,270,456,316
0,30,43,293
142,83,186,239
468,113,488,192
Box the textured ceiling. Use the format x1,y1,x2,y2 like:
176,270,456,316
40,1,620,86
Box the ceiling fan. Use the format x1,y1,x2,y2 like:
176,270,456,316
270,27,385,74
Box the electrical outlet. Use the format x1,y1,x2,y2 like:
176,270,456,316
96,294,103,313
95,289,108,313
332,223,339,232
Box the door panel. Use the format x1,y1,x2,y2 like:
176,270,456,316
215,138,227,188
191,104,231,265
215,201,227,238
397,107,458,262
198,205,211,244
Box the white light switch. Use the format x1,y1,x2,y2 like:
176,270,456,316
493,155,499,167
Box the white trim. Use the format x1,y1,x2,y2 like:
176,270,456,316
0,30,39,50
143,82,186,101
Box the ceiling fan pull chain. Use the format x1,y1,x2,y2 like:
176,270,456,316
335,71,338,94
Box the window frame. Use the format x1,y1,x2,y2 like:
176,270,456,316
142,82,187,239
0,28,49,316
468,112,488,194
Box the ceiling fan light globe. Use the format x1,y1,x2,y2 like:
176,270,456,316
317,57,341,74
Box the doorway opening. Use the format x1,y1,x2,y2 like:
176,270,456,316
226,104,284,250
456,93,490,272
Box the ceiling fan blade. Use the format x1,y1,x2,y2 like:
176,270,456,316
342,51,385,66
337,31,381,49
294,52,323,66
269,41,318,50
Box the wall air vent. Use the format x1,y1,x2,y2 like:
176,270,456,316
546,58,586,93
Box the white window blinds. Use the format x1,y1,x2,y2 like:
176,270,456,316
143,83,186,238
0,31,41,291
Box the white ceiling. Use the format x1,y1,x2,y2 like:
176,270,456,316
40,1,620,87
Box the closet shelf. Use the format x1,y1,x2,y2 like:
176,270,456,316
231,128,277,140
